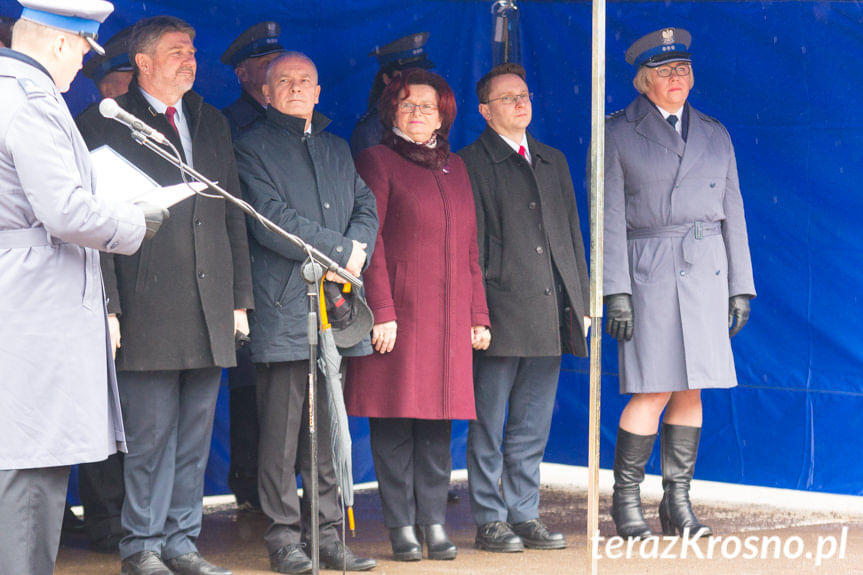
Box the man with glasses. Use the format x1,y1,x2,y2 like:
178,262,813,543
459,63,590,553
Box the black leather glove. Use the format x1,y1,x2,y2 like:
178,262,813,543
728,295,751,337
135,202,169,240
605,293,633,341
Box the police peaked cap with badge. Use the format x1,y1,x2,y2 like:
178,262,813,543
82,25,131,82
369,31,434,72
625,27,691,68
17,0,114,55
221,21,284,67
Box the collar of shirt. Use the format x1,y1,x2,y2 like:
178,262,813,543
497,132,530,163
139,87,194,168
656,104,683,137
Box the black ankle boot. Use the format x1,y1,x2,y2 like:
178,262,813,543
658,423,712,538
611,427,656,539
389,526,422,561
418,524,457,560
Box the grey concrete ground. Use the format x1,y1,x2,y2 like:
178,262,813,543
56,480,863,575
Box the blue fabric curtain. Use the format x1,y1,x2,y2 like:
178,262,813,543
4,0,861,496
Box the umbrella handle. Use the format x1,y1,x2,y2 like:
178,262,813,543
347,506,356,536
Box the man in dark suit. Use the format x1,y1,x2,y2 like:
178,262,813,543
234,52,378,574
77,15,253,575
459,63,590,553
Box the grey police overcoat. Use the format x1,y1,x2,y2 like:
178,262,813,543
0,50,145,470
604,95,756,394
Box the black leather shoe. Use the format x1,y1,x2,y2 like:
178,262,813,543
389,526,422,561
511,518,567,550
121,551,172,575
164,552,232,575
270,544,312,574
475,521,524,553
418,524,457,560
319,540,377,571
62,504,85,534
446,490,460,504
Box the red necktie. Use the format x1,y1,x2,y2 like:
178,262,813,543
165,106,178,134
518,145,527,158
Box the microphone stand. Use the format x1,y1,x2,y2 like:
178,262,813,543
128,129,358,575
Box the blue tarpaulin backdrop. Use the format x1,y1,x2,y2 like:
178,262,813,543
4,0,863,498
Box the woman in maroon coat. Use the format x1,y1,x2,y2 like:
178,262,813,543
346,69,490,562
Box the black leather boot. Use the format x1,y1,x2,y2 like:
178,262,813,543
389,526,422,561
611,427,656,539
658,423,712,538
418,524,457,560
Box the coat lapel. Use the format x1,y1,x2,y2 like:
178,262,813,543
674,103,711,185
628,95,685,158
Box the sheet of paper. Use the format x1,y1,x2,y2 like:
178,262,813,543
90,145,207,209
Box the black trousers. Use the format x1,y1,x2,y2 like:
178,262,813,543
257,361,343,554
369,418,452,528
78,453,125,546
227,345,259,505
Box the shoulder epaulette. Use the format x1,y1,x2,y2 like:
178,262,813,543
17,77,47,98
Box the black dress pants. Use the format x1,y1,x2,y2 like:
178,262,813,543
369,418,452,528
257,361,343,554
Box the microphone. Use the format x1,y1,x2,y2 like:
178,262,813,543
99,98,168,145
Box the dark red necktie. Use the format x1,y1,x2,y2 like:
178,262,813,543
165,106,178,134
518,145,527,158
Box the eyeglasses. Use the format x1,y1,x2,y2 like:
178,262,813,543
654,64,691,78
398,102,439,115
485,92,533,106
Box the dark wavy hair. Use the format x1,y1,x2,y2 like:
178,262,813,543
378,68,456,137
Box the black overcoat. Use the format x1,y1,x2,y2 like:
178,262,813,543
459,126,589,357
76,79,254,371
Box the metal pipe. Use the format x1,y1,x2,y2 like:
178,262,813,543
587,0,606,574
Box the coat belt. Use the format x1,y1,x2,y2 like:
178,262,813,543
627,221,721,240
627,222,722,265
0,228,62,248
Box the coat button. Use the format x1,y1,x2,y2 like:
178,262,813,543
110,241,119,249
679,270,686,277
529,202,536,209
716,270,721,275
544,288,552,295
536,246,544,254
198,271,206,279
194,218,201,227
336,245,344,253
323,202,331,209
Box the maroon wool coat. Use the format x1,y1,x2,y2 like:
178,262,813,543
345,144,489,420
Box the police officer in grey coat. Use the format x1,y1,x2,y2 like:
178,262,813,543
0,2,163,573
604,28,755,540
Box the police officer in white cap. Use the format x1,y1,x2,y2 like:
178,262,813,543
0,1,165,573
